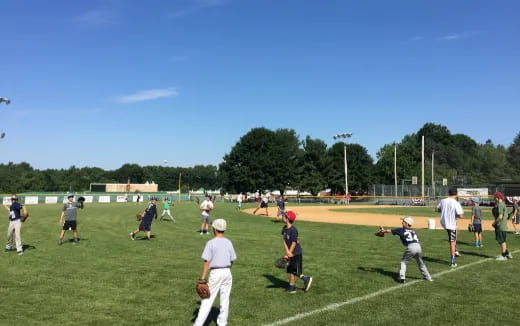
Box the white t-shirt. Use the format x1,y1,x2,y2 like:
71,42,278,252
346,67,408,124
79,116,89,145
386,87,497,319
201,237,237,269
200,200,214,217
437,197,463,230
237,194,242,203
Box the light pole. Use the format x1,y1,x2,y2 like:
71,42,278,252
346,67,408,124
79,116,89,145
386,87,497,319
333,133,352,204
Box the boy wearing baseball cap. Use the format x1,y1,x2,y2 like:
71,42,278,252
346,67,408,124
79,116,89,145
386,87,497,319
282,210,313,293
130,197,158,240
378,216,432,283
492,192,512,260
470,197,483,247
4,195,28,255
193,218,237,326
58,194,84,245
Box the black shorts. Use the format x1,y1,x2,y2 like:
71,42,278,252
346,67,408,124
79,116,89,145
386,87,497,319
62,220,77,231
139,220,152,232
286,254,303,276
473,224,482,233
446,229,457,242
260,201,268,208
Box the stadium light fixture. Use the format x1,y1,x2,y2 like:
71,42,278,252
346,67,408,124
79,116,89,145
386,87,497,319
333,133,352,204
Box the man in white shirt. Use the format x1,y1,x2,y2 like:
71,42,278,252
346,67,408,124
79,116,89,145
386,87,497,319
437,189,464,267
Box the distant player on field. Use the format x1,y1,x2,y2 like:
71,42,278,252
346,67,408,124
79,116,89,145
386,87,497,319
58,194,84,245
130,197,158,240
470,197,483,247
511,198,519,235
159,197,175,222
437,189,464,267
199,194,214,235
492,192,512,260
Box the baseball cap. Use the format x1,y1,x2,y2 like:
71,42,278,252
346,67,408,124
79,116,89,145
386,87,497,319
10,195,18,201
212,219,227,231
471,197,480,203
285,210,297,222
67,193,74,198
494,192,504,200
401,216,414,226
150,196,158,201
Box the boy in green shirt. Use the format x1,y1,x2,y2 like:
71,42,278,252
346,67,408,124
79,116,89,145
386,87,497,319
492,192,512,260
159,197,175,222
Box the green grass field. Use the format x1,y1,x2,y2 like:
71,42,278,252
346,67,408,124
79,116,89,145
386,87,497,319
1,202,518,325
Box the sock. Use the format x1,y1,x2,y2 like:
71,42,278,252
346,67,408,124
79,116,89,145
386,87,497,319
504,250,509,257
475,241,479,246
451,255,456,264
300,275,308,281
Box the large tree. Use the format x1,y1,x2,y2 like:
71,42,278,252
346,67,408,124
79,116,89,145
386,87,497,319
507,132,520,175
326,142,374,193
219,127,301,194
299,136,328,195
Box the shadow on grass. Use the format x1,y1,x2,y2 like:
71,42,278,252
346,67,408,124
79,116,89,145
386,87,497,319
456,241,471,245
422,256,449,264
263,274,289,289
191,304,220,325
22,244,36,251
459,250,494,258
138,235,157,240
357,266,401,281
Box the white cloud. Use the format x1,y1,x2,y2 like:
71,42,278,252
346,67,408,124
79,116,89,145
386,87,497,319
76,9,115,26
168,0,230,18
115,88,178,104
439,34,464,41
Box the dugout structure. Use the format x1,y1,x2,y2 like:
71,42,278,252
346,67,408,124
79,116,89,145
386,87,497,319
90,182,158,193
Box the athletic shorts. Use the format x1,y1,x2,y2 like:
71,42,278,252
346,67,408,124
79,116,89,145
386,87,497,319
473,224,482,233
495,230,507,244
201,214,210,224
287,254,303,276
512,215,520,224
260,201,268,208
446,229,457,242
139,220,152,232
62,220,77,231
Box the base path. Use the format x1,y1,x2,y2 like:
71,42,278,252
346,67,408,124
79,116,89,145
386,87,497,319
244,205,496,231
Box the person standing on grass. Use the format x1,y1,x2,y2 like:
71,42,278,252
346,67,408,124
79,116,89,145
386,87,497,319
437,188,464,267
159,197,175,222
253,192,269,216
378,216,433,283
58,194,84,245
492,192,512,261
236,192,243,210
282,210,313,294
4,195,27,255
199,194,214,235
470,197,483,247
130,197,158,240
193,219,237,326
276,195,286,222
511,198,520,235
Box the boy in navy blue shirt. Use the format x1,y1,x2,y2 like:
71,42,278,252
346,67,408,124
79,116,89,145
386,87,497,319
281,210,313,293
4,195,27,255
379,216,432,283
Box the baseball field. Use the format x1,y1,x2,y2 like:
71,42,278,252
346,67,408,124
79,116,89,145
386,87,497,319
1,201,518,325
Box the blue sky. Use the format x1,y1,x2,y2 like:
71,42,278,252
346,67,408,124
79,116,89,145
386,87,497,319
1,0,518,170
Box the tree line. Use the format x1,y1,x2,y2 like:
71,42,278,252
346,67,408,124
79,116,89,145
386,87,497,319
1,123,519,194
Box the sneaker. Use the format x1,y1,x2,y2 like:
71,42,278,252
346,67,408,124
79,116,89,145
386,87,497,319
4,248,10,253
73,239,79,244
424,277,433,282
57,239,63,246
17,251,23,256
450,263,458,268
507,252,513,259
285,286,297,294
496,256,508,261
200,232,203,235
303,276,313,292
130,232,135,240
398,278,405,284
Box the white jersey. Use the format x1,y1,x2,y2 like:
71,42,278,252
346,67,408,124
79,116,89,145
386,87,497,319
200,200,214,217
201,237,237,269
437,197,463,230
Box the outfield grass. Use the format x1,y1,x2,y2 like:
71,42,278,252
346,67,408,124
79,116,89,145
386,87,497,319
1,202,518,325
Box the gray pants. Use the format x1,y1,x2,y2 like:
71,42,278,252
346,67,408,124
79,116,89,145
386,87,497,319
160,209,174,221
6,220,22,252
400,243,431,280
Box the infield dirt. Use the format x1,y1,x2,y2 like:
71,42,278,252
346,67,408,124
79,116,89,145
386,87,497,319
245,205,496,231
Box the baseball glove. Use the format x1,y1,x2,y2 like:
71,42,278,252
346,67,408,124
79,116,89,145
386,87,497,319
274,257,289,269
77,196,86,203
467,223,475,232
20,213,29,223
196,280,210,299
136,213,143,221
374,226,385,237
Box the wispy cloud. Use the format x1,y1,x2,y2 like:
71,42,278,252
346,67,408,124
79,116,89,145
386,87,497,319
76,9,116,26
438,33,465,41
168,0,231,18
115,88,178,104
